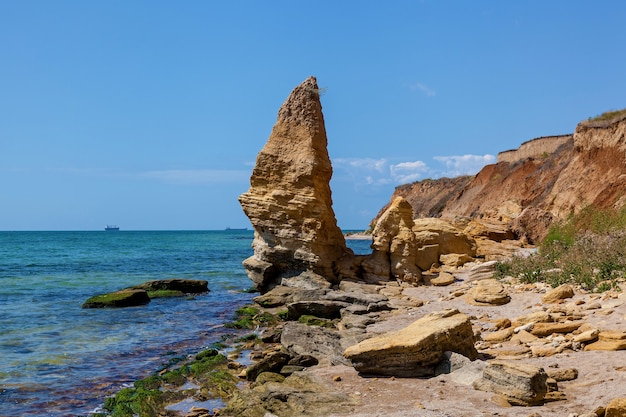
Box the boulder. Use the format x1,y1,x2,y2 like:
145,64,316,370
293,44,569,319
239,76,353,292
440,253,473,267
223,372,357,417
132,279,208,294
370,197,421,284
467,279,511,306
281,322,349,366
82,288,150,308
546,367,578,382
246,351,292,381
606,397,626,417
430,272,455,286
541,284,575,303
344,309,477,377
467,261,498,281
473,361,548,406
574,328,600,343
530,321,582,337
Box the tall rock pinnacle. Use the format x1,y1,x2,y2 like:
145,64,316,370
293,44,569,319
239,76,351,292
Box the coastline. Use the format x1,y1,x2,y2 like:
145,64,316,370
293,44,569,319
98,257,626,417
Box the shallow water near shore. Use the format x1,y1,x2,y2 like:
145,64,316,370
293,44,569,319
0,230,257,417
0,230,372,416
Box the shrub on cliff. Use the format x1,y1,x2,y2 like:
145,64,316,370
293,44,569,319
496,206,626,292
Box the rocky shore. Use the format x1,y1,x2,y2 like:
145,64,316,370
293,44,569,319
97,77,626,417
113,264,626,417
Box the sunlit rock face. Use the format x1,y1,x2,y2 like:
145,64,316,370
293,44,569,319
239,76,351,293
363,197,421,284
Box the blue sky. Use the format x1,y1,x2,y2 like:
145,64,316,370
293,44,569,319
1,1,625,231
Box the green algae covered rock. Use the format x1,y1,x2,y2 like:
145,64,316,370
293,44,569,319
82,288,150,308
82,279,209,308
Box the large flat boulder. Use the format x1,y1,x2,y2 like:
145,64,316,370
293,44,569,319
343,309,477,377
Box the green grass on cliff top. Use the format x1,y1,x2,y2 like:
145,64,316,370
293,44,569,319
587,108,626,123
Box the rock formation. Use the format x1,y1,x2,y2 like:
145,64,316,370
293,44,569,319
239,77,352,292
344,309,477,377
362,197,421,284
372,109,626,244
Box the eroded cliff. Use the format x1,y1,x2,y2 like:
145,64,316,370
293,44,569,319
377,109,626,244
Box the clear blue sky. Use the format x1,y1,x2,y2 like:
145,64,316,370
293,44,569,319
2,1,625,231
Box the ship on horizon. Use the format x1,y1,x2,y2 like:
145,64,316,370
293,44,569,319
105,225,120,231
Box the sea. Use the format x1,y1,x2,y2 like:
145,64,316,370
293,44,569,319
0,230,372,417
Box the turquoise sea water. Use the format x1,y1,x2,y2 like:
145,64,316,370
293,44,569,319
0,230,257,417
0,230,372,417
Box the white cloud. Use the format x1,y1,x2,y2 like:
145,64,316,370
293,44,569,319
333,154,495,189
334,157,387,173
409,82,436,97
390,160,429,184
140,169,249,184
432,154,496,177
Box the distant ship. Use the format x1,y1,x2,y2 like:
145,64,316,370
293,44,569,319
225,227,247,231
105,225,120,231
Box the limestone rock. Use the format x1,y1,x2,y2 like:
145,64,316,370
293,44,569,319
467,261,498,281
344,309,477,377
584,331,626,351
606,397,626,417
416,244,439,270
413,218,477,258
286,300,349,320
482,328,514,342
542,284,575,303
440,253,473,267
224,372,358,417
431,272,455,286
239,76,352,292
473,361,548,406
513,311,552,326
546,367,578,382
370,197,421,284
360,250,392,284
281,322,349,366
574,328,600,343
246,351,291,381
467,279,511,306
530,321,582,337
